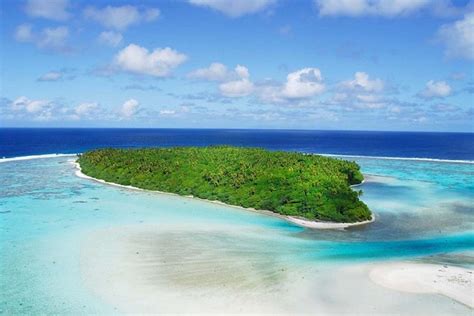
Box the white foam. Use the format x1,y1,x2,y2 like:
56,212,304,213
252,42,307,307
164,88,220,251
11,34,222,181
319,153,474,165
0,153,78,163
1,152,472,165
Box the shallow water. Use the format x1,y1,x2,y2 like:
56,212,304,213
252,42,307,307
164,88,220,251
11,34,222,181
0,156,473,314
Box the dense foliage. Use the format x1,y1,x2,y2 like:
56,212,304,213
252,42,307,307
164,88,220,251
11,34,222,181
78,146,371,222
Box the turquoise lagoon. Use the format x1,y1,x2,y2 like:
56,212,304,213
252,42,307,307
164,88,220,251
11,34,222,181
0,156,473,314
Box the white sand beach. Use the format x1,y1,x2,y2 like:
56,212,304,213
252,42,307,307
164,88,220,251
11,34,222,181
286,215,374,229
369,262,473,308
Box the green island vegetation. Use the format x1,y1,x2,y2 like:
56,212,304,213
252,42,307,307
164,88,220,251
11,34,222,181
77,146,371,223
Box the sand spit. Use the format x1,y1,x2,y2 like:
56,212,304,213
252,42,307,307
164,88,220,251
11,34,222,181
286,215,374,229
370,262,473,308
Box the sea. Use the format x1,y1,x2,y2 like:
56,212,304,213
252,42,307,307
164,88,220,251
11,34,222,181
1,128,473,314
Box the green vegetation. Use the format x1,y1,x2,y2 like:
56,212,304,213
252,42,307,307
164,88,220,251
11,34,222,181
77,146,371,222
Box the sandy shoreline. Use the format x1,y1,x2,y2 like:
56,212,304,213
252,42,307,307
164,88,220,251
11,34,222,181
370,262,473,308
286,215,374,229
72,160,373,230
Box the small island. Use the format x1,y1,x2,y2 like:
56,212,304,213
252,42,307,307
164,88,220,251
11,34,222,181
77,146,371,223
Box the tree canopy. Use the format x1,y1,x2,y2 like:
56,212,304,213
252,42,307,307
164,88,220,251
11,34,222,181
78,146,371,223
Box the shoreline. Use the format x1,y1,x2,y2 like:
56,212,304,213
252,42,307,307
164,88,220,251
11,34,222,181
73,160,374,230
1,152,473,165
369,262,473,308
286,215,374,229
0,153,77,163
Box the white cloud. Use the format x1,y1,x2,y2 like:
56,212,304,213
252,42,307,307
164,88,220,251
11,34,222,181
356,94,380,103
84,5,160,30
25,0,70,21
219,79,254,97
14,24,34,42
253,68,326,103
10,96,55,121
219,65,254,97
315,0,430,17
120,99,140,118
98,31,123,47
12,96,49,113
281,68,325,99
160,109,176,116
342,72,384,92
39,26,69,49
38,71,63,81
413,116,428,123
188,62,229,81
418,80,452,99
326,72,387,110
114,44,187,77
15,24,69,51
437,13,474,60
188,0,275,17
75,102,99,117
431,103,460,113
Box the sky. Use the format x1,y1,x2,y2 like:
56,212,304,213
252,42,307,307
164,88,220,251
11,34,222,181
0,0,473,131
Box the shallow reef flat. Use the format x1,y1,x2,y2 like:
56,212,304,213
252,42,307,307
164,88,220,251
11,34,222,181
1,156,473,314
80,224,473,314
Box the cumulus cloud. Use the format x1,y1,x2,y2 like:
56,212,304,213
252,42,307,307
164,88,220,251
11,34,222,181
38,71,63,81
120,99,140,118
39,26,69,49
418,80,452,99
315,0,430,17
25,0,70,21
436,13,474,60
37,69,76,82
201,67,327,103
98,31,123,47
252,68,326,104
324,72,387,110
10,96,55,121
84,5,160,30
12,96,49,113
281,68,325,99
219,65,254,97
187,62,230,81
74,102,99,117
188,0,275,17
342,72,384,92
114,44,187,77
15,24,69,51
327,91,386,110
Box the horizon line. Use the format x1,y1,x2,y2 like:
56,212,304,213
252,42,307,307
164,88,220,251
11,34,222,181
0,127,473,134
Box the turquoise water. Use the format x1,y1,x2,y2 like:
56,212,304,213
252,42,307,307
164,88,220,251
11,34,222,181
0,156,473,313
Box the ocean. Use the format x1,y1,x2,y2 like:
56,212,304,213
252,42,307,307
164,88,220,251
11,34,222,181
1,128,473,314
1,128,473,161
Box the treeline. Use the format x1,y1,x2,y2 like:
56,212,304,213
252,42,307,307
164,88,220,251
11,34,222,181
77,146,371,222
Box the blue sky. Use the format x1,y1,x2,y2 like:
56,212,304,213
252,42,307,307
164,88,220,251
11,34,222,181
0,0,473,131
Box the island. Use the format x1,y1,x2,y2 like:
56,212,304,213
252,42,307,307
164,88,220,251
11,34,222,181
77,146,371,223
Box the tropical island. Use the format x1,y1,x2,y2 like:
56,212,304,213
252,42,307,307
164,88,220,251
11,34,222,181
77,146,371,223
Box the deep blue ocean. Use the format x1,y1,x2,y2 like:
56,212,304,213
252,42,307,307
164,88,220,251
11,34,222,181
1,128,473,160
